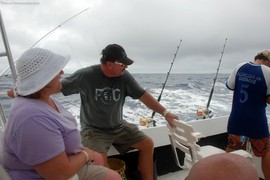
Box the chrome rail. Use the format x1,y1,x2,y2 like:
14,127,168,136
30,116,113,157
0,101,6,127
0,10,16,127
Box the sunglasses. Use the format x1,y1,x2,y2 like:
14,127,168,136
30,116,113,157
114,61,127,68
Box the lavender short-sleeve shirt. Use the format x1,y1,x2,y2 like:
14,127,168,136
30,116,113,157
2,96,82,179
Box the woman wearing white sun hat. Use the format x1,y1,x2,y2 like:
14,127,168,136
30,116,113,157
3,48,121,180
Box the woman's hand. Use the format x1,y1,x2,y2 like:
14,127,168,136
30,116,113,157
7,88,15,98
82,147,105,165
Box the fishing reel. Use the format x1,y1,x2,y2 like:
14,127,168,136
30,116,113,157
196,107,213,119
139,117,156,127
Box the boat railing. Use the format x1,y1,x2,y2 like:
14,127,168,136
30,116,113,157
0,10,17,127
0,101,6,128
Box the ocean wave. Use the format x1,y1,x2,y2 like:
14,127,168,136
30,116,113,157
1,73,262,128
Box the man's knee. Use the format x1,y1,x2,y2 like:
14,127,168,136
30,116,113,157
139,137,154,150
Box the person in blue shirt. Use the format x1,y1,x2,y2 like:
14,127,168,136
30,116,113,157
226,50,270,179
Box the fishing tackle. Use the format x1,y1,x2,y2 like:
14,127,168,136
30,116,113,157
0,8,90,76
197,38,227,119
0,8,89,126
152,39,183,117
31,7,90,48
140,39,182,127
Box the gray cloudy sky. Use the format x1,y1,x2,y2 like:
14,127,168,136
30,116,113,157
0,0,270,74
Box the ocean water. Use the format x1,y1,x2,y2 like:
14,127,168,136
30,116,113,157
0,73,237,128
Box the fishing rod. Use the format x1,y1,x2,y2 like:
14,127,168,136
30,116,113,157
197,38,227,119
31,7,90,48
0,7,90,76
0,8,90,125
151,39,183,119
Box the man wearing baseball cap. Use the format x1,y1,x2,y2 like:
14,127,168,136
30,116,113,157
61,44,179,180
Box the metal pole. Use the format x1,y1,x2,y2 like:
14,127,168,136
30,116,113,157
0,9,17,83
0,10,16,127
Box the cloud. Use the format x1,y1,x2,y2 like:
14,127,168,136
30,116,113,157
0,0,269,74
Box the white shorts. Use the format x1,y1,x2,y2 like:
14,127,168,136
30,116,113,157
77,163,107,180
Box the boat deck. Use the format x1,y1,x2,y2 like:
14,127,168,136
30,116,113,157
158,169,189,180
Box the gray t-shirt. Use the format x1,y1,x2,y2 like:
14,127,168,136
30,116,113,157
62,65,145,130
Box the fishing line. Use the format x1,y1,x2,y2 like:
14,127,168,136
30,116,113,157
62,33,84,68
85,12,101,53
149,39,183,124
197,38,227,119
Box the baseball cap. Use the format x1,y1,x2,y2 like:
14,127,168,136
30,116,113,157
101,44,134,65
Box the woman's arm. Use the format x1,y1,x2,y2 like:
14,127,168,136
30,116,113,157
34,147,101,179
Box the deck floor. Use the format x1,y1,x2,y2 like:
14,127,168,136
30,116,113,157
158,169,189,180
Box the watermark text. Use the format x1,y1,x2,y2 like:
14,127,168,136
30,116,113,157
1,0,40,5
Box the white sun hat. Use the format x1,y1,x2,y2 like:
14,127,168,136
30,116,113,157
15,48,70,96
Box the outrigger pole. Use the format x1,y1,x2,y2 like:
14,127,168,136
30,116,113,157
198,38,227,118
151,39,183,120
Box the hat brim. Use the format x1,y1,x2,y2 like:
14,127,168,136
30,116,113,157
118,57,134,65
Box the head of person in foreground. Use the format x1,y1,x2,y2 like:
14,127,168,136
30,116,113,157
185,153,258,180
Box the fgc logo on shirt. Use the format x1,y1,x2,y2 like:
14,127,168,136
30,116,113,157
95,87,121,105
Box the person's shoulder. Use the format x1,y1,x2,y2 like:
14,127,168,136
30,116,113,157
238,62,248,67
123,70,131,75
260,64,270,75
122,70,134,79
72,64,99,76
11,97,49,118
77,65,96,72
234,62,248,71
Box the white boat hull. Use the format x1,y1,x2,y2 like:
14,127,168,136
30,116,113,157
108,115,268,179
